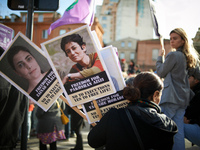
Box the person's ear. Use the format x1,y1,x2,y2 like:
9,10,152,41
153,90,161,104
81,44,86,52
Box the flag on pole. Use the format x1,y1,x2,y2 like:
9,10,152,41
149,0,160,37
149,0,200,45
48,0,95,35
149,0,166,52
148,0,165,38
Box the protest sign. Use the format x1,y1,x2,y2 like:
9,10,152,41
91,30,102,49
82,46,129,124
0,23,13,50
41,25,116,107
0,32,63,111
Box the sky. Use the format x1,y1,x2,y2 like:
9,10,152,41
154,0,200,44
0,0,103,17
0,0,200,44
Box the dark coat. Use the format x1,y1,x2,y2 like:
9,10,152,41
184,82,200,126
36,98,65,133
88,99,177,150
0,77,27,149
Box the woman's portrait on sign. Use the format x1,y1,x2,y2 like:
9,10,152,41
42,26,106,83
0,32,51,94
60,33,104,84
41,25,116,106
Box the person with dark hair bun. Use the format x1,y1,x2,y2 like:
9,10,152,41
88,72,178,150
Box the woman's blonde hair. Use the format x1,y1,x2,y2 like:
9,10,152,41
170,28,199,69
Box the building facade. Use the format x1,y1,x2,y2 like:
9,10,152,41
96,0,154,44
0,12,104,48
96,0,158,70
136,39,171,71
116,0,153,41
96,0,119,44
107,37,137,62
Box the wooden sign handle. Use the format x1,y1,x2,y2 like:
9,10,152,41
93,100,102,119
59,95,96,127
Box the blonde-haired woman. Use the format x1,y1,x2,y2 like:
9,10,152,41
156,28,199,150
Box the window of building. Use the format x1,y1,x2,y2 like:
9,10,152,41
102,16,107,20
121,42,125,47
42,30,48,39
59,29,66,35
22,15,26,22
102,24,107,28
152,49,159,60
120,52,125,59
11,15,16,22
38,14,43,22
130,52,135,60
128,42,132,47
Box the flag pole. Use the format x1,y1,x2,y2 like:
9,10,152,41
93,100,102,119
159,36,165,62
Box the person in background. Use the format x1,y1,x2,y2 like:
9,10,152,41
0,46,27,150
127,60,135,75
184,66,200,147
120,59,128,79
134,64,141,74
156,28,199,150
120,58,128,73
36,98,66,150
30,104,38,137
88,72,177,150
68,107,85,150
27,99,35,140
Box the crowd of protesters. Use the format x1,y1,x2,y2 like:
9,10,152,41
1,27,200,150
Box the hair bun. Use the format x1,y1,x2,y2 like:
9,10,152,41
123,86,140,101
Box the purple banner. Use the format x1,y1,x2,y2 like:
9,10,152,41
0,23,13,50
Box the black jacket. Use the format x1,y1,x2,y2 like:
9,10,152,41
0,77,27,149
88,99,177,150
184,82,200,126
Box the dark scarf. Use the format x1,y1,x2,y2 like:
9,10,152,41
128,98,161,113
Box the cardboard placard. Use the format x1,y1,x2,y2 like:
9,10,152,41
0,32,63,111
41,25,116,107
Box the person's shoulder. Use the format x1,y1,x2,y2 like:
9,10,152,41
166,51,182,59
166,51,175,56
88,52,96,55
90,52,98,57
105,108,123,116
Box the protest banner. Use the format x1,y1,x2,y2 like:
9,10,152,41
0,32,63,111
41,25,116,107
82,46,129,124
0,23,13,50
